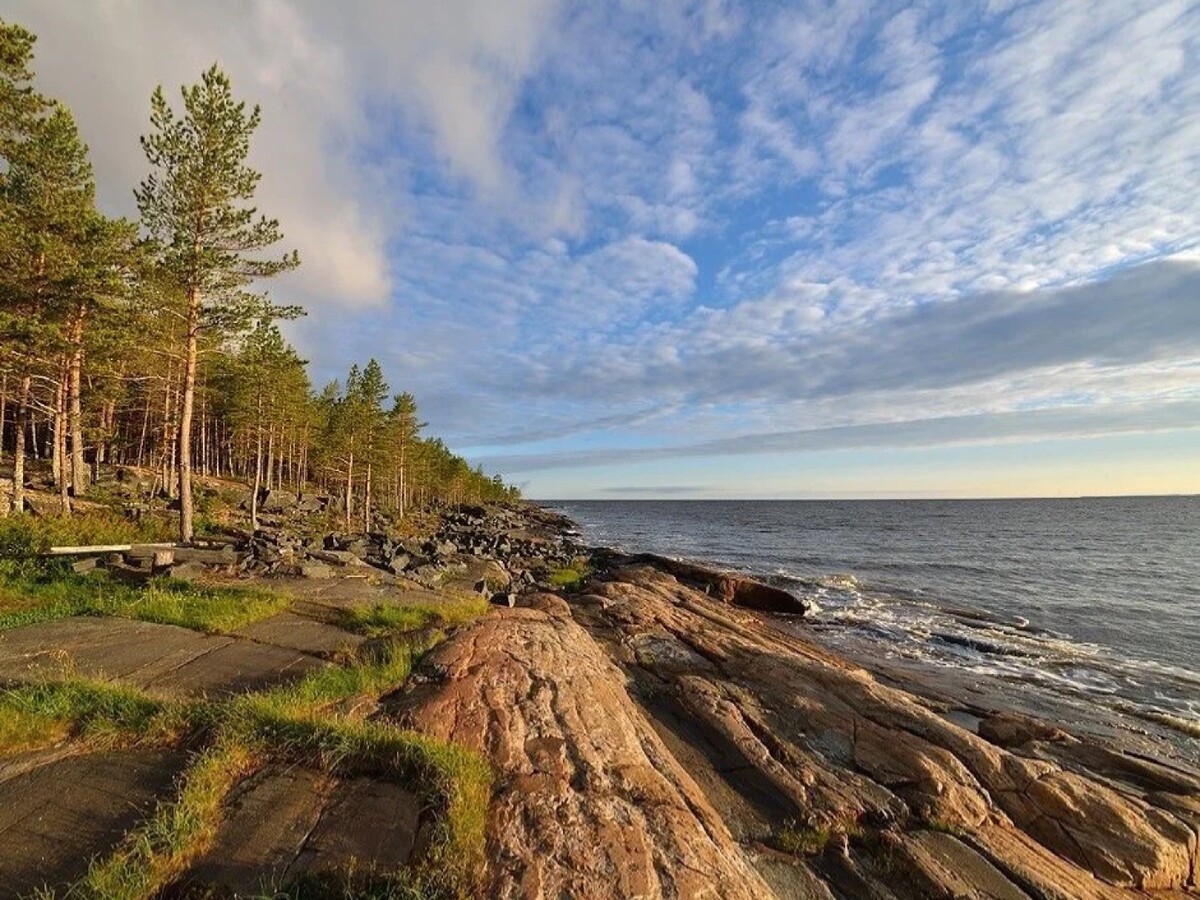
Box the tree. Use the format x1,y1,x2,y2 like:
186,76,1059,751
0,102,96,511
387,391,423,518
136,64,298,542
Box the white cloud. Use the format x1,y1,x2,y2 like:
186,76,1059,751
8,0,561,310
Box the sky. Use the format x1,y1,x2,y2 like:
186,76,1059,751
7,0,1200,498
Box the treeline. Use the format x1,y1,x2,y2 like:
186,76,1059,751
0,20,517,538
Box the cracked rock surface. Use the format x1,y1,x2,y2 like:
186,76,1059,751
390,562,1199,899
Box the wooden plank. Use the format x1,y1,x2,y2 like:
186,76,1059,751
46,542,175,556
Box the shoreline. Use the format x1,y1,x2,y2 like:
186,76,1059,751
1,499,1196,896
543,497,1200,764
454,500,1200,896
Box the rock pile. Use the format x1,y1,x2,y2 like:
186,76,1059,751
230,501,586,599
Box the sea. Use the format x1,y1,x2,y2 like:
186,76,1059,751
544,497,1200,755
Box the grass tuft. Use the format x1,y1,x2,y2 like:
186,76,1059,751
546,561,591,593
0,568,288,635
337,596,489,638
770,822,834,856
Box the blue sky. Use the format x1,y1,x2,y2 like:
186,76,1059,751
13,0,1200,497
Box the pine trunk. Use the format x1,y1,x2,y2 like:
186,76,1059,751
68,307,87,495
178,289,199,542
12,374,31,512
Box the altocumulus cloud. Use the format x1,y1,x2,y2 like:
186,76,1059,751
13,0,1200,493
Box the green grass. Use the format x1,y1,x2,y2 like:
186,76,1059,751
0,680,198,753
770,822,834,856
241,637,434,720
546,561,591,593
0,567,288,635
70,738,259,900
5,645,490,899
336,596,490,637
0,512,173,557
0,515,492,897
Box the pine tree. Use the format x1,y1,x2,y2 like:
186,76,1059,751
0,102,96,511
136,64,299,542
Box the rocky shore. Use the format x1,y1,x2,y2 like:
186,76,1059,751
388,502,1199,898
2,498,1196,897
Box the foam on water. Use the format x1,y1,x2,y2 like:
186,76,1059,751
551,497,1200,749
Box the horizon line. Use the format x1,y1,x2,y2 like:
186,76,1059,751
531,492,1199,502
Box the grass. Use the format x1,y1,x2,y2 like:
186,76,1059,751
546,560,591,593
3,643,490,899
770,823,833,856
0,515,492,898
70,738,259,899
0,680,198,753
240,637,434,720
336,595,490,637
0,512,173,556
0,566,288,635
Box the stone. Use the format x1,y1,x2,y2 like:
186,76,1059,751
394,608,772,899
566,563,1198,894
295,493,326,513
0,617,326,698
0,748,185,898
299,562,333,580
630,553,813,615
70,556,99,574
978,711,1069,747
260,489,298,512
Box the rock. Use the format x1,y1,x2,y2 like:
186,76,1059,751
22,494,59,517
978,711,1069,747
567,563,1199,894
385,552,411,574
260,489,298,512
489,592,515,607
70,556,99,574
393,608,772,899
295,493,326,513
630,553,813,615
299,562,333,580
125,547,174,570
307,549,365,567
173,546,240,566
164,561,206,581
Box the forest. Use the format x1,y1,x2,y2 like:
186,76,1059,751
0,19,519,542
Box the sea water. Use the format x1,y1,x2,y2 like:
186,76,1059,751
546,497,1200,749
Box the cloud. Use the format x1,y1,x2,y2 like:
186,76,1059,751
11,1,1200,495
7,0,560,309
485,397,1200,473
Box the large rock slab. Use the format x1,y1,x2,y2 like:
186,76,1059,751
393,607,772,900
0,617,326,697
173,767,420,894
0,748,185,898
233,612,366,658
571,564,1199,896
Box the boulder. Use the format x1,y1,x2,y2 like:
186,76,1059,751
295,493,326,513
299,562,333,580
260,490,297,512
629,553,813,615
